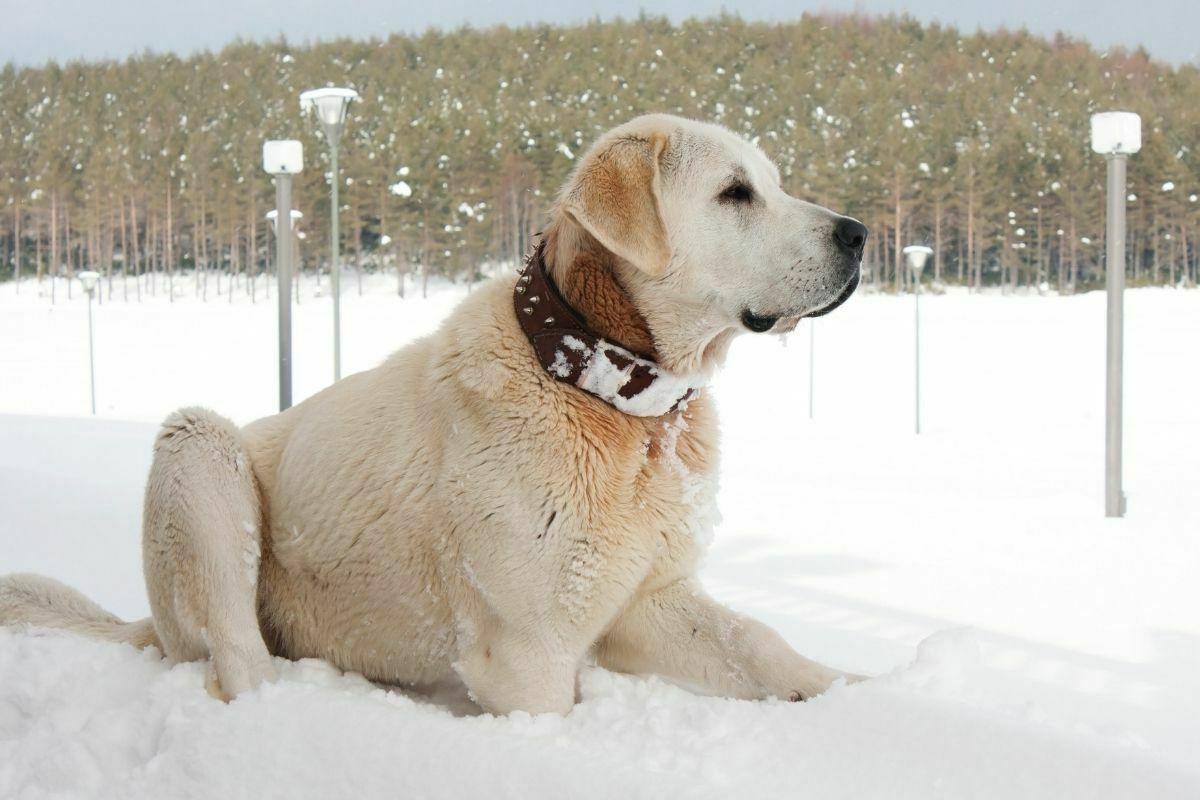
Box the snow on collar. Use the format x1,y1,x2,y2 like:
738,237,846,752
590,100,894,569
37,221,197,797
514,242,703,417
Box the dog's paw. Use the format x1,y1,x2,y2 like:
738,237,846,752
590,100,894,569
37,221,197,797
786,670,868,701
206,654,278,702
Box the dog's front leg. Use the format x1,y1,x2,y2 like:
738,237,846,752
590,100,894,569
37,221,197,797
455,628,578,715
596,578,853,701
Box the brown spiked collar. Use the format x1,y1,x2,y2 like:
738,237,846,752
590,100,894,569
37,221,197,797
514,242,702,417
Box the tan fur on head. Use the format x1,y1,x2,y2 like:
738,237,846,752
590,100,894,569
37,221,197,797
539,214,659,360
545,113,863,377
561,132,672,278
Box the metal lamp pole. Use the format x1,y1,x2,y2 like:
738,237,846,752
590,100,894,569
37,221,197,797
1104,154,1127,517
301,87,359,382
263,140,304,411
914,273,920,435
273,178,294,411
266,207,303,407
1090,112,1141,518
330,139,341,378
79,270,100,415
903,246,933,435
808,320,815,419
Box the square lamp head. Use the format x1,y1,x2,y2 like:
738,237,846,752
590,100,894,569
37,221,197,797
1090,112,1141,156
263,140,303,175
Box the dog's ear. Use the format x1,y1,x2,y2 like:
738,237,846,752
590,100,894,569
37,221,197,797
562,133,672,277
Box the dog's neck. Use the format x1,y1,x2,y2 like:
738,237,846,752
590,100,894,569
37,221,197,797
539,215,740,377
542,220,658,361
515,220,703,417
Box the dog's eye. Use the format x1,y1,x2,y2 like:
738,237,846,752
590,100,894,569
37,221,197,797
718,182,754,204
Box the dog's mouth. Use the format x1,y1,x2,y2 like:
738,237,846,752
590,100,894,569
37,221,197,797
739,309,781,333
801,268,860,319
740,267,861,333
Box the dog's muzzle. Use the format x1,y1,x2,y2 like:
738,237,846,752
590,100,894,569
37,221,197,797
802,267,860,319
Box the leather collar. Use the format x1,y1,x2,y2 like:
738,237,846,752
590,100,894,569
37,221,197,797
513,242,701,417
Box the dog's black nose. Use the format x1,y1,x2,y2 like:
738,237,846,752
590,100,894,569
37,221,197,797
833,217,868,257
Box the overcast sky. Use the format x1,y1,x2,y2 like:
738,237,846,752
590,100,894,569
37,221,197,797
5,0,1197,68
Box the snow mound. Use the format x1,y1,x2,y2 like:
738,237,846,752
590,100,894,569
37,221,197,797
2,627,1197,799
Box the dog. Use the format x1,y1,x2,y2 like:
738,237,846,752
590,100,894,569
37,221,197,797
1,114,867,713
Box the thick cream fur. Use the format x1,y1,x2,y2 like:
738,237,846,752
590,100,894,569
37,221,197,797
1,114,859,712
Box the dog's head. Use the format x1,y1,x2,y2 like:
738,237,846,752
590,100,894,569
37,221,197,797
550,114,865,375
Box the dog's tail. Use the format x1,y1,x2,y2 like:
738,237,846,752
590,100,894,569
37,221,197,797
0,573,160,649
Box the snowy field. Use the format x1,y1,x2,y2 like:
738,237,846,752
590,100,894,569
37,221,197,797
2,274,1199,798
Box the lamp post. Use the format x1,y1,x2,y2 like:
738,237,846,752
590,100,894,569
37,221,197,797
301,87,358,382
79,270,100,415
903,245,933,435
263,140,303,411
267,211,305,307
266,206,303,405
1091,111,1141,518
808,320,815,419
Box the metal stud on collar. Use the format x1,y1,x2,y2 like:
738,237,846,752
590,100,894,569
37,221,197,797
523,307,533,315
516,285,526,294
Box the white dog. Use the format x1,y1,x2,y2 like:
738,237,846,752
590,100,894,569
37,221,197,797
1,114,867,713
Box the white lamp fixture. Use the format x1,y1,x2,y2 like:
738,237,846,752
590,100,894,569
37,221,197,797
300,88,359,141
78,270,100,295
265,209,304,235
262,140,304,175
1090,112,1142,156
902,245,933,277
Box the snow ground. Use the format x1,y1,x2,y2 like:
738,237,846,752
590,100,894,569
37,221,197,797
2,274,1199,798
